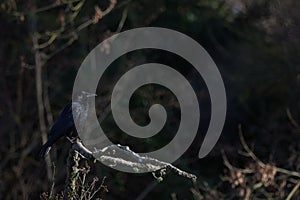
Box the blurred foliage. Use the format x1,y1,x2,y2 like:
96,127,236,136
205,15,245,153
0,0,300,199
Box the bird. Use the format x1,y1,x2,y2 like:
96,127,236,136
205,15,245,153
37,91,97,158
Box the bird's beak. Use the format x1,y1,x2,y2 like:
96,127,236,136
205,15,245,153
87,93,97,98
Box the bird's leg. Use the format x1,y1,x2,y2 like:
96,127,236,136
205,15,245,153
66,136,74,143
66,131,79,144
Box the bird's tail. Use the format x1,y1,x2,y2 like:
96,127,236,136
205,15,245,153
36,142,51,159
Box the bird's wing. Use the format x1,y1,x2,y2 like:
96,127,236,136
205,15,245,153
71,101,86,132
49,102,74,137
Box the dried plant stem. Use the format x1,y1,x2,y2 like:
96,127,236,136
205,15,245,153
238,124,265,167
286,179,300,200
64,149,80,200
239,124,300,178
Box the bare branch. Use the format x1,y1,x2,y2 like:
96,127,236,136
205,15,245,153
93,144,197,181
32,32,53,181
71,139,94,160
70,139,197,182
115,5,128,33
238,124,265,167
286,179,300,200
286,108,300,131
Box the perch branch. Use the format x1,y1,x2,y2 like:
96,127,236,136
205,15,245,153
70,140,197,182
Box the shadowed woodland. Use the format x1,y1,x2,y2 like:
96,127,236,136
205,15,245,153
1,0,300,199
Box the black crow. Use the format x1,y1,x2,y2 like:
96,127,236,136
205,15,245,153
38,91,96,158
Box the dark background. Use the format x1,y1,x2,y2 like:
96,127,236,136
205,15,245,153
1,0,300,199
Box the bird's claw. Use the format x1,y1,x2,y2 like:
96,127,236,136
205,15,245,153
66,136,78,143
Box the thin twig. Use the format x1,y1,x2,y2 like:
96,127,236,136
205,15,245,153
49,163,56,198
12,0,82,16
46,36,76,61
36,34,58,49
286,108,300,131
221,150,234,171
116,6,128,33
239,125,300,178
46,0,118,61
238,124,265,167
276,167,300,178
286,179,300,200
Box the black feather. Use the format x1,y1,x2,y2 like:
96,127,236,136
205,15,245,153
37,91,95,158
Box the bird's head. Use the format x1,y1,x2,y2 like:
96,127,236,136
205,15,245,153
74,91,97,102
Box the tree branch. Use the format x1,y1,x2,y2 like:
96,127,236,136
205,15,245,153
70,140,197,182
